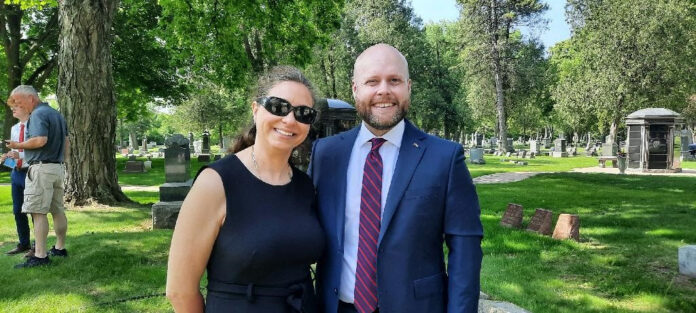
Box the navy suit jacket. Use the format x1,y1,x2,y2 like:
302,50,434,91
308,120,483,313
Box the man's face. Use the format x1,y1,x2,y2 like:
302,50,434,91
352,45,411,135
10,103,29,121
8,93,37,114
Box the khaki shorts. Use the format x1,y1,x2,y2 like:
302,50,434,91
22,163,65,215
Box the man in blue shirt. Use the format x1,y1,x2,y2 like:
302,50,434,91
5,85,70,268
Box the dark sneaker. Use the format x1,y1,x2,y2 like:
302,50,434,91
6,244,31,255
48,246,68,257
14,256,51,269
24,247,35,258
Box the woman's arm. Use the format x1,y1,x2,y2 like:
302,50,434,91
166,168,226,313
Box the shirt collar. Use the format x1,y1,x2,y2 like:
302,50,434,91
356,119,405,149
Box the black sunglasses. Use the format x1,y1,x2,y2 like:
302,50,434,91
257,96,317,124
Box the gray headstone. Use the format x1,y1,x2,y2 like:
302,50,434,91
124,160,145,173
529,140,539,154
141,138,148,153
152,201,183,229
506,138,514,152
469,148,485,164
164,134,191,183
552,138,568,157
679,245,696,278
159,180,193,202
188,132,195,152
602,142,618,157
193,140,203,155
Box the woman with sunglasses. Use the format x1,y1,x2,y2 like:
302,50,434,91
167,66,325,313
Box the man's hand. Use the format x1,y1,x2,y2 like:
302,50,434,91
5,140,20,150
6,151,19,159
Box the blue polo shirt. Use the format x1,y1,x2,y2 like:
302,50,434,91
25,103,68,163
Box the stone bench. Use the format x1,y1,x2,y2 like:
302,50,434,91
598,156,618,168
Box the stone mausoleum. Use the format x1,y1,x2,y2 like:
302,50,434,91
625,108,684,172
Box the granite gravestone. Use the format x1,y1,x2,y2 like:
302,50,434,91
543,137,552,149
602,135,618,157
469,147,485,164
140,138,148,155
188,131,195,152
198,131,212,162
552,138,568,157
679,245,696,278
201,130,211,154
527,209,553,235
529,140,539,154
681,130,694,161
552,214,580,241
124,159,145,173
152,134,193,229
506,138,515,152
501,203,524,228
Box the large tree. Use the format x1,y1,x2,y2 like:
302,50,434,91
159,0,342,90
0,2,58,151
457,0,547,151
555,0,696,141
58,0,126,204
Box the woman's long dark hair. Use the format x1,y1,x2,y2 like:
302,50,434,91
229,66,316,153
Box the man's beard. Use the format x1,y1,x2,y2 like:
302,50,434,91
356,99,408,131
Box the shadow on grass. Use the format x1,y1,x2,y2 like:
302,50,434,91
0,229,174,312
478,172,696,313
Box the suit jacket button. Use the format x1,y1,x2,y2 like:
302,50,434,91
333,288,338,295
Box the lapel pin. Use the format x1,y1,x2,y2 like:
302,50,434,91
413,142,419,148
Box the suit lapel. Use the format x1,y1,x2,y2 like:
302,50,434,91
378,121,427,245
333,127,359,249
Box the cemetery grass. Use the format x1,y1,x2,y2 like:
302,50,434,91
117,155,208,186
477,173,696,313
467,154,598,178
0,186,185,312
0,169,694,312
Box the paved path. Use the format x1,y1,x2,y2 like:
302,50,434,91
571,167,696,177
473,172,548,184
120,185,159,192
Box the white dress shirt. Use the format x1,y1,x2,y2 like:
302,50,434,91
10,122,29,169
339,120,405,303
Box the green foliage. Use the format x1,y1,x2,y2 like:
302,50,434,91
551,0,696,138
158,0,343,90
169,79,250,142
3,0,56,10
456,0,548,139
113,0,181,123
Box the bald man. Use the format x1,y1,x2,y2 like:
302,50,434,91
309,44,483,313
5,85,69,269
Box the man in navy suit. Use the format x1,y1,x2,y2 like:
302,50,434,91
309,43,483,313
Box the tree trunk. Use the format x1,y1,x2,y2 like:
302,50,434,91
1,4,23,152
129,129,137,151
58,0,128,205
489,0,507,152
218,123,223,149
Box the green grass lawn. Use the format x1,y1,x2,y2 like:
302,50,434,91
117,156,208,186
467,154,598,178
0,156,695,312
478,173,696,313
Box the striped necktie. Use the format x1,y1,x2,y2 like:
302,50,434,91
17,123,24,168
355,137,386,313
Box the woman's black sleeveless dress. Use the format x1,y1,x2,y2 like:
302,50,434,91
200,155,325,313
